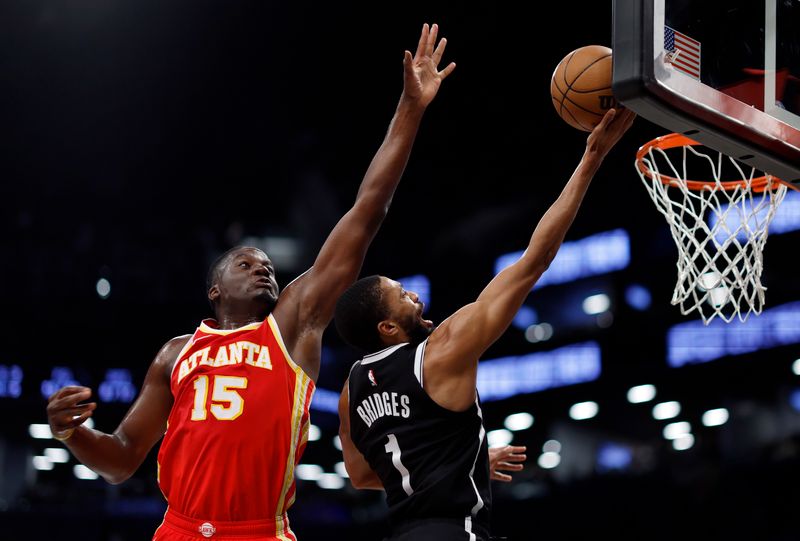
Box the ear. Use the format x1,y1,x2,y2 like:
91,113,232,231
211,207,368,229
208,285,220,304
377,320,399,338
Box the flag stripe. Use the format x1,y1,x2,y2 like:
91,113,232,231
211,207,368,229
674,43,699,59
665,25,701,80
673,58,700,77
674,34,700,46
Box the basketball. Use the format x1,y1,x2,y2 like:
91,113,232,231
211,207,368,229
550,45,616,132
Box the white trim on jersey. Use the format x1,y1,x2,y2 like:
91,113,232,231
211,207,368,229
199,319,263,335
465,516,476,541
413,339,428,386
346,360,362,403
360,343,408,365
467,398,486,522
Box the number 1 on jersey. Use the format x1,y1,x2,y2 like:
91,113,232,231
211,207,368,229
385,434,413,496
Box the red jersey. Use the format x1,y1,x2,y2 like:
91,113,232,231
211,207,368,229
156,314,315,527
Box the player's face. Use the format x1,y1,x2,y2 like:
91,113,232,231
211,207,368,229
382,278,434,344
218,248,279,311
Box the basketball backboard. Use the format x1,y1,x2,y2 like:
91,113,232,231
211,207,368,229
612,0,800,184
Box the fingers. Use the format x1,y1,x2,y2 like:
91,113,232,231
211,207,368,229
490,444,527,482
491,472,513,482
415,23,430,60
48,385,91,403
493,445,527,459
431,36,447,66
439,61,457,80
603,107,636,138
596,108,617,131
621,108,637,129
403,50,414,75
47,386,96,432
65,402,97,417
610,107,636,126
68,407,96,428
47,387,92,412
428,29,456,79
426,23,439,57
61,401,96,420
411,22,455,80
495,462,524,471
50,407,96,434
415,23,448,60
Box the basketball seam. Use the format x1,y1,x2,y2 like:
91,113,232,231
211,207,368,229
558,101,591,131
566,85,613,94
561,53,611,96
560,93,607,117
552,57,570,97
556,52,576,120
559,52,612,130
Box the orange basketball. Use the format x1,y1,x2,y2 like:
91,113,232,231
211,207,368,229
550,45,616,132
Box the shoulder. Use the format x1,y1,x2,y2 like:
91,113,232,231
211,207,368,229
348,358,363,375
152,334,192,377
422,311,462,360
160,334,192,356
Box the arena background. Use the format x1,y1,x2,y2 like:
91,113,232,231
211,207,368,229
2,2,800,539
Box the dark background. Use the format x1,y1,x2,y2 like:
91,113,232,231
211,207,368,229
2,2,800,540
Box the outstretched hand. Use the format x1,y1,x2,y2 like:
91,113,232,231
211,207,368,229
489,445,527,482
586,107,637,158
402,23,456,107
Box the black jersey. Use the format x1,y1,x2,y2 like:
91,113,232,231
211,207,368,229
348,341,491,540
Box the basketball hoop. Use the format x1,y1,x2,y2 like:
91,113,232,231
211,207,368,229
635,133,794,324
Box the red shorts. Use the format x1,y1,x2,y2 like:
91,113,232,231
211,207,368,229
153,508,298,541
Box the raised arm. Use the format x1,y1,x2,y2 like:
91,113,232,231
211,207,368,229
273,24,455,380
424,109,636,411
45,336,186,484
338,379,384,490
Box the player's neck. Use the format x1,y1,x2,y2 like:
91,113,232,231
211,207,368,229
215,308,268,330
381,334,409,347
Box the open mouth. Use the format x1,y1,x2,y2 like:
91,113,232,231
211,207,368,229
418,306,433,328
254,280,273,291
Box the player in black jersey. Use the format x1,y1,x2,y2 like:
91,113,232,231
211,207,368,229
334,107,636,541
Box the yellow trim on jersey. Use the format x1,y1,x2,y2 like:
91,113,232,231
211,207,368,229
154,506,171,537
170,335,198,381
275,515,292,541
268,313,315,515
275,370,312,515
199,320,263,335
299,418,310,448
287,411,312,510
266,314,302,371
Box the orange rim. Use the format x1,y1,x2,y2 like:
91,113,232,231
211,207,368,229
635,133,792,193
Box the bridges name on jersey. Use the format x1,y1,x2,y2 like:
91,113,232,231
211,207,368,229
355,391,411,428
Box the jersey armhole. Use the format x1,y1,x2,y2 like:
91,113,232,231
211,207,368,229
413,339,428,387
347,360,360,400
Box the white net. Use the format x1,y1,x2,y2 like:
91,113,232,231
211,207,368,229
636,135,788,324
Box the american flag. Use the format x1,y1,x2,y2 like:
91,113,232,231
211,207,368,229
665,25,701,80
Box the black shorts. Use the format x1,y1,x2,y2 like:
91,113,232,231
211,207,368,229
386,518,492,541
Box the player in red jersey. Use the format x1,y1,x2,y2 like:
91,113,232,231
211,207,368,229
45,23,455,541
